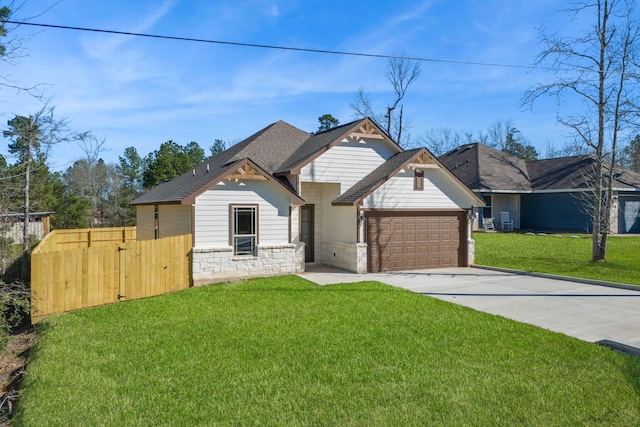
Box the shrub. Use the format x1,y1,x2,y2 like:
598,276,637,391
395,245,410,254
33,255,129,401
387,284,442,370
0,280,30,349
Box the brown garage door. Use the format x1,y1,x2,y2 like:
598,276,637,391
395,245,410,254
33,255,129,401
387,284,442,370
366,211,466,272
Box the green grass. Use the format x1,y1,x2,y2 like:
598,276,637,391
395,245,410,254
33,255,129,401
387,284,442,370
475,232,640,286
15,276,640,426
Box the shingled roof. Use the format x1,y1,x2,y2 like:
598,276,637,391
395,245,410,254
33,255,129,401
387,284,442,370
439,143,531,191
275,118,398,174
131,118,399,206
438,143,640,192
131,120,310,205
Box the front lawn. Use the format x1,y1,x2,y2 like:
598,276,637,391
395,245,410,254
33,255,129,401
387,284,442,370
15,276,640,426
475,232,640,286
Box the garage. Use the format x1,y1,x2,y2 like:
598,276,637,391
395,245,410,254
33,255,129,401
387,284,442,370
619,196,640,233
366,211,466,272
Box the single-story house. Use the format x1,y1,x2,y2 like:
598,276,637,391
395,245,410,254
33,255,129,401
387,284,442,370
131,118,484,284
438,143,640,234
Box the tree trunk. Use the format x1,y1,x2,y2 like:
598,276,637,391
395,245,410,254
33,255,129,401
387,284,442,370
591,0,608,262
21,151,30,281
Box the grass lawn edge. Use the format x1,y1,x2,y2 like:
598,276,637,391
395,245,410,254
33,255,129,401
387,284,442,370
471,264,640,291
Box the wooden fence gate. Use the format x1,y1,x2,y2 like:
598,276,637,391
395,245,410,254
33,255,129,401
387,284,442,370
31,229,192,323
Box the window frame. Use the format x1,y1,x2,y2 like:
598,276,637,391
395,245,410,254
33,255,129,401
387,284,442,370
482,195,492,219
154,204,159,239
414,170,424,191
229,204,259,256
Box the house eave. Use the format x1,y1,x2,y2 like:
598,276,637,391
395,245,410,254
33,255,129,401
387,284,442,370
182,159,305,206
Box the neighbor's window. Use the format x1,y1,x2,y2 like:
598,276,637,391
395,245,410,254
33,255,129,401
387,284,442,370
414,170,424,191
483,195,492,219
231,205,257,256
154,204,159,239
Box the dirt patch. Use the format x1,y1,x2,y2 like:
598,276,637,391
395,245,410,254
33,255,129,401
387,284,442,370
0,328,35,425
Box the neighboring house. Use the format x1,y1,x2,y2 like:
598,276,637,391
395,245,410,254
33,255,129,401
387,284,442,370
438,143,640,234
1,212,53,244
131,118,483,284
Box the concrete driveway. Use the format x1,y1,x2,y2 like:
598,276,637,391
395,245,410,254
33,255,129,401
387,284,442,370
298,266,640,349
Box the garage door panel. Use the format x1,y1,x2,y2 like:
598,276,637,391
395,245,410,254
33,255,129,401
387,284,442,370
367,211,464,272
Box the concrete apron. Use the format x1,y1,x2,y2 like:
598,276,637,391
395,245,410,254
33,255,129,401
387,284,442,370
298,266,640,349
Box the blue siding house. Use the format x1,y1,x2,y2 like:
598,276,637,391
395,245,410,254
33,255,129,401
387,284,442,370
439,143,640,234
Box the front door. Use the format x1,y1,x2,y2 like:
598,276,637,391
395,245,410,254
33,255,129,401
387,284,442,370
300,205,314,262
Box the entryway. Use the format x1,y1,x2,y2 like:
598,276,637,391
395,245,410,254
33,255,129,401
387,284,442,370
301,205,314,262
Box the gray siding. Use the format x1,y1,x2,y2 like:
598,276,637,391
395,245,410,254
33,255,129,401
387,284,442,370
521,193,593,233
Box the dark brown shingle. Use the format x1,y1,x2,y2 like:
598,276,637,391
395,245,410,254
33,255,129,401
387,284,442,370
438,143,640,192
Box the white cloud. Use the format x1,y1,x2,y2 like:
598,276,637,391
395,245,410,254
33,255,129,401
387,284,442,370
80,0,178,61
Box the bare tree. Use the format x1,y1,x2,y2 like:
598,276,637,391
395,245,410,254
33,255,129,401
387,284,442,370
73,133,107,225
2,104,69,280
0,1,48,96
351,55,421,147
543,139,591,159
522,0,640,261
419,127,475,156
487,118,516,150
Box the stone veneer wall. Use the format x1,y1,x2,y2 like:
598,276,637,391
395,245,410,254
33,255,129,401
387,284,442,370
322,241,368,273
192,243,303,285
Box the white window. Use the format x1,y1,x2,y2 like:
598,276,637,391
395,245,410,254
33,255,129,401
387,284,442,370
231,205,258,256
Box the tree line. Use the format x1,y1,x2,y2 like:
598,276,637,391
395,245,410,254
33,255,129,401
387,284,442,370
1,114,226,231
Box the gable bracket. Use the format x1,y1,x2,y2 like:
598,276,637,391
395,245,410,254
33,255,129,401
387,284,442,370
407,152,439,169
227,163,267,180
349,122,384,140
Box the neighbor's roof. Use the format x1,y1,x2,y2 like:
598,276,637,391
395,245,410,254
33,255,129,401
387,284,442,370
1,212,54,219
438,143,640,192
439,143,531,192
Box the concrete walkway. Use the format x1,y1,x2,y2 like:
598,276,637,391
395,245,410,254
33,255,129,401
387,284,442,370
298,266,640,348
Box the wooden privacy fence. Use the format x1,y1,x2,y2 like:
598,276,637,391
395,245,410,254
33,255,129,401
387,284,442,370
31,228,192,323
35,226,137,252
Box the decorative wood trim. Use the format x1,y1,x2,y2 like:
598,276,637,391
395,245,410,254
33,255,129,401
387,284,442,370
181,159,304,206
227,163,268,180
283,118,401,175
407,163,440,169
350,122,385,140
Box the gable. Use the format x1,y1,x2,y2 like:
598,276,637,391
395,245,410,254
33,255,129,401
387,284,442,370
276,118,401,175
334,148,483,207
298,137,400,193
363,167,479,210
132,118,396,207
131,121,309,206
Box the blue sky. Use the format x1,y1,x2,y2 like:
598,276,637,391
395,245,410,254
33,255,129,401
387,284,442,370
2,0,587,170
